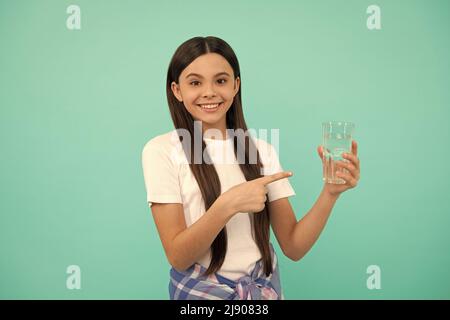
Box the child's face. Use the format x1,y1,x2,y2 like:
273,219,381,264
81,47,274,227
171,53,240,132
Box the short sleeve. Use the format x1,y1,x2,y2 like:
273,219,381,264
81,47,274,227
258,140,296,202
141,141,183,208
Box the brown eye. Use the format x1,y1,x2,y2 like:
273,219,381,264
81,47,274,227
190,81,200,86
217,79,227,84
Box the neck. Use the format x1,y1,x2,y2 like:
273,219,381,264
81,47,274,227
202,119,228,140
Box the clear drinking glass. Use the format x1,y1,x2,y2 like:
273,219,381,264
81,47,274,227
322,121,355,184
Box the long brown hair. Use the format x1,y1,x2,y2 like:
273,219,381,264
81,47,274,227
166,36,272,276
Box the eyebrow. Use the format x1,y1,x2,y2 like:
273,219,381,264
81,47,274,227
185,72,231,79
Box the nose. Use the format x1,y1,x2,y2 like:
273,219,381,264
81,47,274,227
202,82,217,98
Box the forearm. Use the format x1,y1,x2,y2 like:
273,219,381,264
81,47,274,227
170,197,235,271
289,185,340,261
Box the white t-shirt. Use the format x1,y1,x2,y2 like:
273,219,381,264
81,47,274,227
141,130,295,280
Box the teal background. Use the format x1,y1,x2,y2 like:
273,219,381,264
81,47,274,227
1,0,449,299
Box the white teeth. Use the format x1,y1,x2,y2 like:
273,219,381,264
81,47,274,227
198,103,220,109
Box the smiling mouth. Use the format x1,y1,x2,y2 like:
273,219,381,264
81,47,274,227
197,102,223,111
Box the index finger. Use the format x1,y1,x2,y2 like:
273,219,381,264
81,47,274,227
256,171,293,186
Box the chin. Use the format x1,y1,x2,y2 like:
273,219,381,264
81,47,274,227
197,114,225,125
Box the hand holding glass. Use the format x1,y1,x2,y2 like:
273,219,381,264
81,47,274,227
322,121,355,184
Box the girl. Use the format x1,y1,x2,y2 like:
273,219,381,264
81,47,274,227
141,36,360,300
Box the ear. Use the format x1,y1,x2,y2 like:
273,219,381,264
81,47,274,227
171,81,183,102
233,76,240,95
